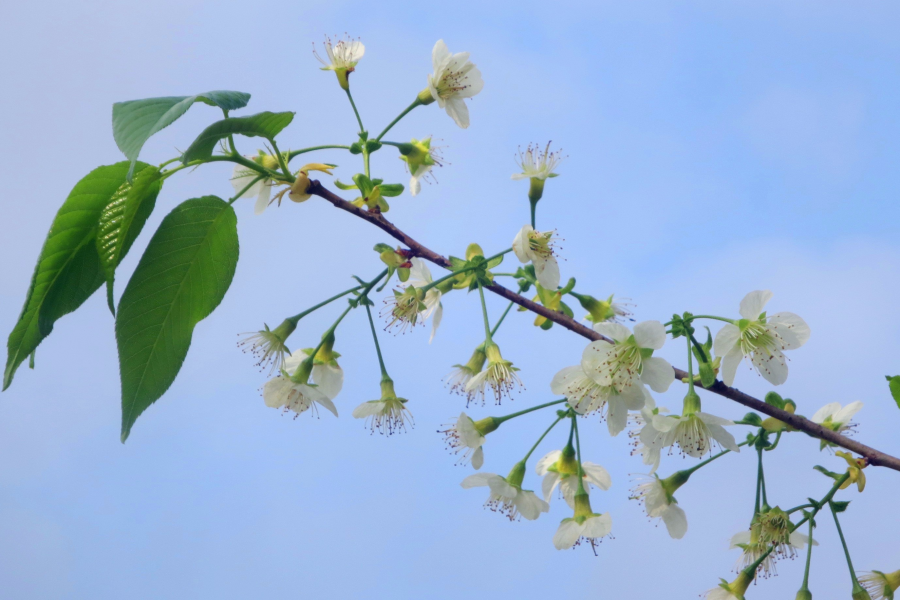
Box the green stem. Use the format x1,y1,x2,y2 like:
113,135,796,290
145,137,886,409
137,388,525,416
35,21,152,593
686,334,695,394
529,198,538,229
759,447,768,508
785,503,816,515
494,399,568,424
682,438,752,477
365,303,389,379
765,430,782,451
490,301,515,338
800,515,815,591
572,413,586,494
830,501,863,589
345,88,365,133
691,315,736,324
522,414,565,463
477,282,493,344
375,98,423,142
287,145,352,161
287,284,365,324
228,175,265,206
269,139,291,178
687,332,709,364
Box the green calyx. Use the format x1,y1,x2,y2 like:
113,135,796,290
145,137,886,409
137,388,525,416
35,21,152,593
472,416,501,436
302,330,339,364
794,588,813,600
852,587,874,600
661,470,691,499
289,357,314,385
548,444,579,476
484,342,505,364
380,377,398,400
682,390,702,416
506,461,527,488
528,177,545,202
271,318,298,345
570,292,616,323
416,88,435,105
573,492,593,521
397,137,435,174
458,347,487,375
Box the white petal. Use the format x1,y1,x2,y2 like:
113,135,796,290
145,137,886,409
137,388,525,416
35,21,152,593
707,423,740,452
315,395,339,417
593,322,631,343
833,400,863,425
542,472,561,503
407,257,433,286
516,491,549,520
460,472,496,489
262,377,290,408
714,324,741,358
640,357,675,393
582,462,612,491
487,477,517,499
606,396,628,436
811,402,840,424
445,97,470,129
553,520,584,550
651,414,679,433
582,513,612,539
619,383,647,411
312,363,343,400
729,530,752,548
752,347,789,385
739,290,773,320
720,348,743,387
767,312,810,348
429,302,443,344
352,401,381,419
409,173,422,196
661,504,688,539
471,446,484,470
536,450,561,476
697,412,735,427
253,182,272,215
512,225,532,263
633,320,666,350
534,255,560,290
431,39,450,74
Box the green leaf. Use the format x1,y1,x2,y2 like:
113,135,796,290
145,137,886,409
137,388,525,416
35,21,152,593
765,391,785,410
181,111,294,163
4,162,153,390
115,196,239,442
887,375,900,409
830,500,851,513
112,91,251,178
378,183,405,197
96,166,163,313
334,179,358,190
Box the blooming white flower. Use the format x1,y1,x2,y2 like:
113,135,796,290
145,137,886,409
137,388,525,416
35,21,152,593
703,572,753,600
464,343,522,405
237,319,297,375
445,347,486,404
352,379,412,435
551,364,650,436
262,375,338,418
553,512,613,553
511,142,564,182
399,137,443,196
628,395,668,473
582,320,675,398
730,508,816,578
282,349,343,400
441,412,488,469
650,410,740,458
406,258,443,343
382,286,425,334
859,570,900,600
714,290,810,386
461,472,549,521
630,474,688,539
512,225,561,290
426,39,484,128
536,450,611,507
812,401,863,435
314,35,365,90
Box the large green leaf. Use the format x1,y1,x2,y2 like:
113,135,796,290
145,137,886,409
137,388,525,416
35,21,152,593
4,161,154,390
96,166,162,313
112,91,251,178
181,111,295,163
116,196,239,441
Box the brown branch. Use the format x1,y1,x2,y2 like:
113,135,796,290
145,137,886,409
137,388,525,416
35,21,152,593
309,180,900,472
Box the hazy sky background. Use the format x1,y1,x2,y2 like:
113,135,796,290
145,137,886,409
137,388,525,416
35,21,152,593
2,1,900,598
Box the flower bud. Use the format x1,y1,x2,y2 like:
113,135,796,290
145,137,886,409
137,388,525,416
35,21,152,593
416,88,436,105
506,461,527,488
795,589,813,600
682,389,702,416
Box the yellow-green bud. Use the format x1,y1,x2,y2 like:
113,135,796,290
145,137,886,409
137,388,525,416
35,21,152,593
795,588,813,600
416,88,435,105
466,243,485,261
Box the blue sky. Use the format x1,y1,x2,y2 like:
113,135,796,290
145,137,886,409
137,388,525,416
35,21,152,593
2,1,900,598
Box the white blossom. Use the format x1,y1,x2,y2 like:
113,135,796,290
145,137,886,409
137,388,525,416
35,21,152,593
553,513,613,553
406,258,443,343
650,411,740,458
440,412,487,469
426,40,484,128
536,450,611,507
262,376,338,418
551,364,650,436
582,320,675,397
461,472,548,521
630,475,688,539
714,290,810,386
511,142,564,181
512,225,561,290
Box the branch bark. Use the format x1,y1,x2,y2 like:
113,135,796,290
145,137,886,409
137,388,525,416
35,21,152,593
309,180,900,472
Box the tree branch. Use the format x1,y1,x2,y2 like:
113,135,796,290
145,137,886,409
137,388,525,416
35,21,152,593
308,180,900,472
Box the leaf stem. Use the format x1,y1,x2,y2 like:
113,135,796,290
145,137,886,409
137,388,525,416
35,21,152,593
494,399,568,424
287,284,365,324
345,88,365,133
